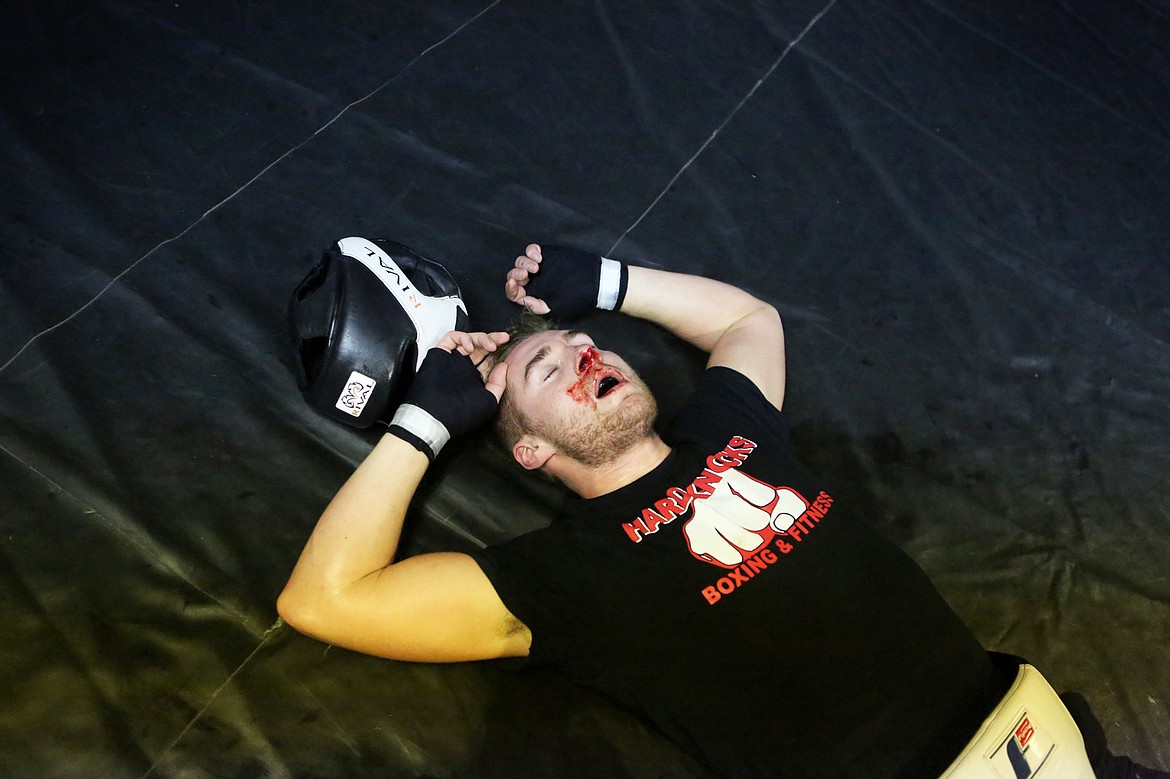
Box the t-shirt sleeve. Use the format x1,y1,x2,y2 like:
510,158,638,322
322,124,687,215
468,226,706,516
470,530,590,670
665,366,791,451
466,545,532,668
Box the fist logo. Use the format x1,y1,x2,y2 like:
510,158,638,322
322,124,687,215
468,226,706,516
683,469,809,567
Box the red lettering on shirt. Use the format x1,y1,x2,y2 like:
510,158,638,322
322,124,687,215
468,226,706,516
698,547,779,605
621,517,650,543
641,507,668,534
622,437,757,542
655,496,684,520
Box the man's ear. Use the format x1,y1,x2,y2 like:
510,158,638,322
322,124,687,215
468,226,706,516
513,433,555,471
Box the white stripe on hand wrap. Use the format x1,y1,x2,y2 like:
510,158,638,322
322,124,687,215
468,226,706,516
390,403,451,457
596,257,624,310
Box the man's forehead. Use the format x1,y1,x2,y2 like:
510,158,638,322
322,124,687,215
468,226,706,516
504,329,577,366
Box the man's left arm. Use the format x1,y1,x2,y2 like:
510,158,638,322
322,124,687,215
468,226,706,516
620,265,785,410
507,244,785,409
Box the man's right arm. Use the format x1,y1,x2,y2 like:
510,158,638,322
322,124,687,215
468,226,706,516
277,434,530,662
277,332,531,662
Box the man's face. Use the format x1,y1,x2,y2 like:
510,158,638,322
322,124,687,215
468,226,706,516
501,329,657,467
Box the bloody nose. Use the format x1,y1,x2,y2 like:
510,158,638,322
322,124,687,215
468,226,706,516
576,346,600,375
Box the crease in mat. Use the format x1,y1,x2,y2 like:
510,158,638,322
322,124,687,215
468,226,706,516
608,0,839,255
139,623,285,779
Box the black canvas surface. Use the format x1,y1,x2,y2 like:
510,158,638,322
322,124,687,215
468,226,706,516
2,1,1167,776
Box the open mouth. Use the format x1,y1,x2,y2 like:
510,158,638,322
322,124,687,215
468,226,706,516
596,375,621,398
572,347,626,403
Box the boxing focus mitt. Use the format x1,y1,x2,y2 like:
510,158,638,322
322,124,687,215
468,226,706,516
289,237,468,428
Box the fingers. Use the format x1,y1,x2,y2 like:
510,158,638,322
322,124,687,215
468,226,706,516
519,296,551,315
483,361,508,403
467,331,508,366
504,243,550,313
505,285,551,313
467,330,508,355
434,331,509,358
504,266,530,303
519,244,542,271
434,331,464,353
505,268,551,313
435,331,480,355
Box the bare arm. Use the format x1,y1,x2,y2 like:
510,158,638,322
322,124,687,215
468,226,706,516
621,265,785,410
277,333,531,662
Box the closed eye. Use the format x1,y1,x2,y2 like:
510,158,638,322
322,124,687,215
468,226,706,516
524,345,552,384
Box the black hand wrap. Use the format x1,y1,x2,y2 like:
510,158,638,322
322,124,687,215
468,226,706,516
524,244,629,319
387,348,499,460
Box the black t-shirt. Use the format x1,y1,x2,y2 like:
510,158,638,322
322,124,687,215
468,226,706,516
473,368,1007,778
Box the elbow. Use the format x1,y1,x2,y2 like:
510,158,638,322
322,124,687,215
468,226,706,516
276,585,322,637
278,585,360,651
751,301,784,338
731,294,780,328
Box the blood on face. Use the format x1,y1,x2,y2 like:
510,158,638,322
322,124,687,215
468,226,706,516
566,347,599,408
